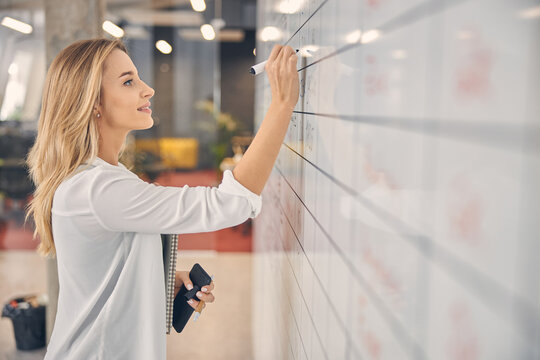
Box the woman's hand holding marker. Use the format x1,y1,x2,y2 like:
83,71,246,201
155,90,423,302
265,45,300,111
250,48,299,75
232,44,300,195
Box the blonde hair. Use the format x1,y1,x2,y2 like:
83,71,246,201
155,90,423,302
25,38,128,258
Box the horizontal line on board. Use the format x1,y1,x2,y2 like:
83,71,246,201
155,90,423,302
282,142,357,198
291,110,538,153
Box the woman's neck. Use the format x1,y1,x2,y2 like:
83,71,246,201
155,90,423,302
97,125,128,167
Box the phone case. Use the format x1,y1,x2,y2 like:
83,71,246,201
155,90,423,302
172,263,212,333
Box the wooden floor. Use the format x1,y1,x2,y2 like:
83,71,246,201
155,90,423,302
0,250,254,360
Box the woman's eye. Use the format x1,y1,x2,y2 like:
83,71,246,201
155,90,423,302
124,79,133,86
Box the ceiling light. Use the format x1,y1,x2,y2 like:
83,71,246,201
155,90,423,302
102,20,124,38
200,24,216,40
155,40,172,54
1,16,33,34
190,0,206,12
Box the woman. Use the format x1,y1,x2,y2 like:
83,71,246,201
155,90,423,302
25,38,298,359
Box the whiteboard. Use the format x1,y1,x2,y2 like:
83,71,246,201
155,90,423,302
253,0,540,359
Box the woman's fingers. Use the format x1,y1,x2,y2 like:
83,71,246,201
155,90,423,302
275,46,288,71
266,44,295,75
175,271,193,290
195,290,215,303
175,270,215,312
183,290,214,309
283,46,296,59
265,44,299,107
187,298,206,310
288,50,298,72
266,45,297,77
276,45,294,72
186,289,214,308
201,281,214,293
187,296,211,309
280,46,296,62
265,44,283,70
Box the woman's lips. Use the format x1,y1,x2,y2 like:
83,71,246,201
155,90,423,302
137,107,152,114
137,101,152,114
137,102,152,113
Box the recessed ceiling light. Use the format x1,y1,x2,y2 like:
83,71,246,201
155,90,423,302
156,40,172,54
102,20,124,38
1,16,33,34
200,24,216,40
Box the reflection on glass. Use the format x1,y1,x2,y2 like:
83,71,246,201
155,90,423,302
276,0,305,14
259,26,281,42
345,29,362,44
361,29,381,44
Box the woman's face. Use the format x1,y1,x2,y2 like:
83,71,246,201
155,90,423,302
96,49,155,132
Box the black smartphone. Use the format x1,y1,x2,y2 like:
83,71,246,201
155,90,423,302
172,263,212,333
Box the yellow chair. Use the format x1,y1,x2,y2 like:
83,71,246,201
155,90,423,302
159,138,198,169
135,138,198,170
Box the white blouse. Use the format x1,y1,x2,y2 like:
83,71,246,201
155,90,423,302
44,157,261,360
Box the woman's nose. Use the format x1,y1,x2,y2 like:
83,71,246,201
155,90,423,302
142,82,155,98
146,86,155,99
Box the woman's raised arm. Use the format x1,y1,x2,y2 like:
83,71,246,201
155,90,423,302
232,44,300,195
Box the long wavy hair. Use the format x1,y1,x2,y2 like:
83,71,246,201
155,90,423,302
25,38,128,258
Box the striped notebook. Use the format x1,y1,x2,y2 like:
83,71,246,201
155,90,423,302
161,234,179,334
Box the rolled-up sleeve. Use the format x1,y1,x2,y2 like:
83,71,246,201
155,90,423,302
88,168,262,234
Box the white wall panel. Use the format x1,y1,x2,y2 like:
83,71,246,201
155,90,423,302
252,0,540,359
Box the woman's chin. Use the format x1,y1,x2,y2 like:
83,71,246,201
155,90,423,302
137,117,154,130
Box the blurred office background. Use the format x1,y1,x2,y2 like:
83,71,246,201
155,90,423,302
0,0,258,358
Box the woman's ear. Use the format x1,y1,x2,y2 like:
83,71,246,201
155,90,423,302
93,103,102,119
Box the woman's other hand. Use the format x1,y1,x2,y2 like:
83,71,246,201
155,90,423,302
265,44,299,110
175,270,215,310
